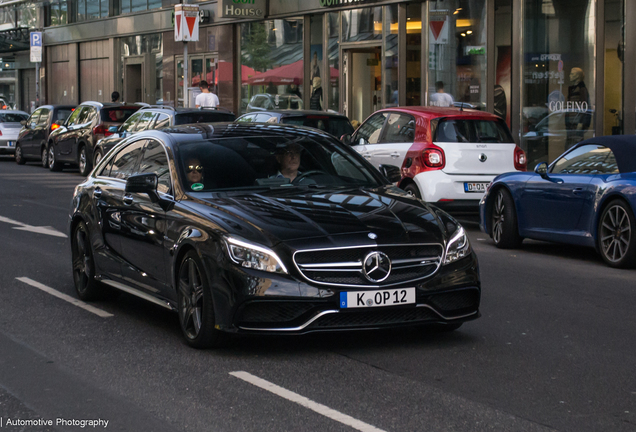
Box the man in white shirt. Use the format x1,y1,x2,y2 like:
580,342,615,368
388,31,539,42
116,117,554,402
195,81,220,108
429,81,454,107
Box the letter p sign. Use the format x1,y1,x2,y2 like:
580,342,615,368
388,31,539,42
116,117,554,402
30,32,42,47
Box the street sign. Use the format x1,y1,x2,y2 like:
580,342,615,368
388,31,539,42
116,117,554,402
30,31,42,63
174,4,200,42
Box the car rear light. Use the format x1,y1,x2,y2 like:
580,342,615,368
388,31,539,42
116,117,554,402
423,148,445,168
51,123,60,131
514,146,527,171
93,125,114,138
0,130,3,136
2,105,6,109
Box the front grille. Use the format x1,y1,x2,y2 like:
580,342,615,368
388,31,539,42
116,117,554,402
238,301,318,324
294,244,443,287
309,307,439,328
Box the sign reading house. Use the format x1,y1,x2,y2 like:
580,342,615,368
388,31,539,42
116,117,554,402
220,0,266,18
319,0,366,6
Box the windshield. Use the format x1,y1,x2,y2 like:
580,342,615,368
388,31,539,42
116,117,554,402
175,112,236,125
177,135,382,192
0,113,28,123
282,116,354,137
100,107,140,123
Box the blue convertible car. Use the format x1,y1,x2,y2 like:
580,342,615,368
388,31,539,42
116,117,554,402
480,136,636,268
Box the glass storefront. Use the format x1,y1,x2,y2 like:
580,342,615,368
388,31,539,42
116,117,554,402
328,12,340,112
521,0,596,167
240,19,304,114
384,5,399,107
428,0,487,110
406,3,422,106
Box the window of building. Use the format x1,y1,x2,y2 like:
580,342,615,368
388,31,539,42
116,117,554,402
384,5,398,107
17,7,37,28
240,19,304,115
428,0,487,111
120,0,162,15
406,3,422,106
521,0,596,168
49,2,69,26
327,12,339,112
342,7,382,43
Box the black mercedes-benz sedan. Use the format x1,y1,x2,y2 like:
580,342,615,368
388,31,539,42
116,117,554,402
69,123,480,348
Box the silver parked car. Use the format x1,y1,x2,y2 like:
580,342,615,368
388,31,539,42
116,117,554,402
0,110,30,156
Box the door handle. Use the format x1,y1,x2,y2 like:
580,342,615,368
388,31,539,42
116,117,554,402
123,194,134,205
572,187,584,194
390,152,400,158
93,187,102,198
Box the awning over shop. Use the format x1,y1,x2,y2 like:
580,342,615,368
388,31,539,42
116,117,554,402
247,60,338,86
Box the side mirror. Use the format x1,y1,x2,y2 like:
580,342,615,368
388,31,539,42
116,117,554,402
126,173,159,201
108,126,119,133
358,137,366,145
20,120,27,126
378,164,402,183
534,162,549,179
340,134,351,145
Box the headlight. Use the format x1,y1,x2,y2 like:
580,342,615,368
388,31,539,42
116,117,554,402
224,236,288,274
443,226,471,265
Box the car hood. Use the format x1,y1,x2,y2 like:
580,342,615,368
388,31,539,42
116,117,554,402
189,186,447,248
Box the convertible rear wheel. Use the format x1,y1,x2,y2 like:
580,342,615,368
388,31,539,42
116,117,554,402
598,200,636,268
177,251,226,349
491,188,522,249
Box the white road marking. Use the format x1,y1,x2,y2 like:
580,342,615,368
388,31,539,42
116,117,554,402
229,371,387,432
16,277,113,318
0,215,67,238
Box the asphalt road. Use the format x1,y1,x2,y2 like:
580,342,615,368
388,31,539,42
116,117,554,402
0,156,634,432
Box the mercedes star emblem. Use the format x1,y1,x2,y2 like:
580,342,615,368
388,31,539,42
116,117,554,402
479,153,488,162
362,251,391,283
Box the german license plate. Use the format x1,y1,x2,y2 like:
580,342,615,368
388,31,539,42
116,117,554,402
464,182,488,193
7,141,14,147
340,287,416,308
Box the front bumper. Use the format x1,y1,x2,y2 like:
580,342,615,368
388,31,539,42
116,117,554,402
218,252,480,334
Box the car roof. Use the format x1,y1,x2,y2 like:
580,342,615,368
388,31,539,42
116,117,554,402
36,104,77,110
80,101,140,110
239,110,347,119
0,110,29,115
372,106,502,120
141,122,338,145
574,135,636,173
139,106,234,115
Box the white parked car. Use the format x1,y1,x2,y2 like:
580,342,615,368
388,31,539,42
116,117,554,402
344,107,527,213
0,110,30,157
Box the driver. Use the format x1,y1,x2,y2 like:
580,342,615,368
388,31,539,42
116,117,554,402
185,158,205,190
273,143,302,182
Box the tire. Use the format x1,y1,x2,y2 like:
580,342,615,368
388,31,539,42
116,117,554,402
41,145,48,168
48,144,62,171
71,221,106,301
93,149,103,167
598,200,636,268
14,143,25,164
177,251,226,349
78,145,92,177
404,183,422,199
490,188,523,249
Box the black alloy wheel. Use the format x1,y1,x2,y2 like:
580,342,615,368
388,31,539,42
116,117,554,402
41,146,48,168
404,183,422,199
78,145,92,177
598,200,636,268
48,145,61,171
14,144,25,164
491,188,523,249
72,221,103,301
177,251,225,349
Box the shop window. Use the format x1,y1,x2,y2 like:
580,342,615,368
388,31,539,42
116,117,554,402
310,15,323,111
521,0,596,168
342,7,382,42
49,2,69,26
604,0,623,135
240,19,304,115
428,0,487,112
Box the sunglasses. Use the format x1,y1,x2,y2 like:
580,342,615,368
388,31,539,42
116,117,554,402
283,150,301,157
187,165,204,173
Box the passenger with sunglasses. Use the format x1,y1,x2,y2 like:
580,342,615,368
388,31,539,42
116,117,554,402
186,158,205,190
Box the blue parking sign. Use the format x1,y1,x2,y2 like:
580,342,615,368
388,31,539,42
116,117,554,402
30,32,42,47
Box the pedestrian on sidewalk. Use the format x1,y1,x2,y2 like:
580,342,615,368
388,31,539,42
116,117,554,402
111,91,120,103
195,81,219,108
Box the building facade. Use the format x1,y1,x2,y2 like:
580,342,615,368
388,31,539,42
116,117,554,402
0,0,633,168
